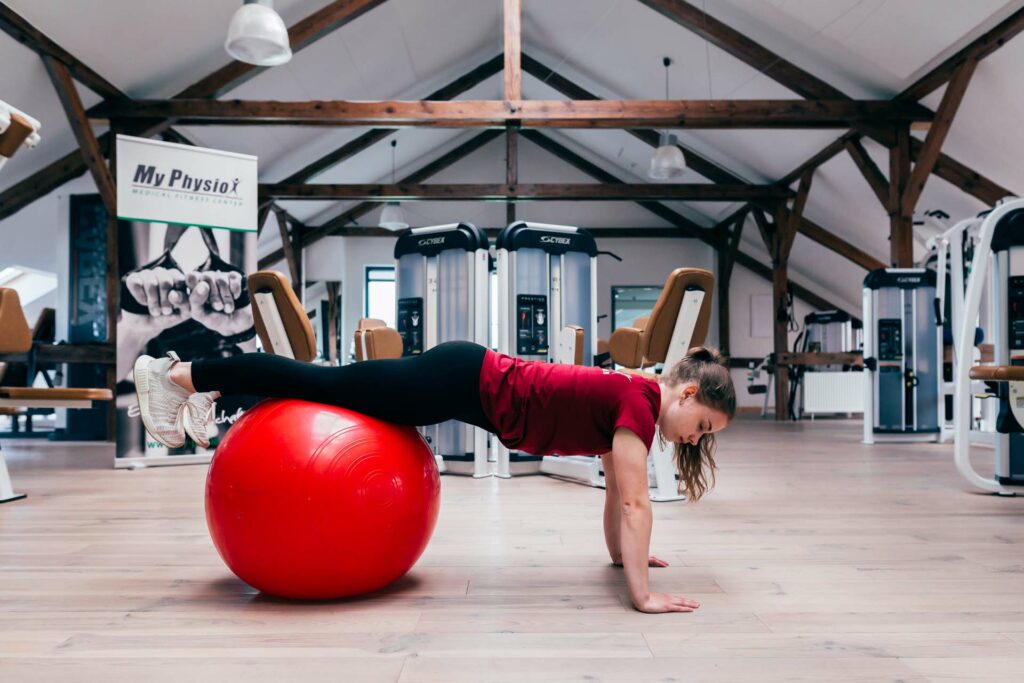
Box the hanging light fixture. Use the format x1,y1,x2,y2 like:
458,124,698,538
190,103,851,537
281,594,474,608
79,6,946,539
379,139,409,231
225,0,293,67
648,56,686,180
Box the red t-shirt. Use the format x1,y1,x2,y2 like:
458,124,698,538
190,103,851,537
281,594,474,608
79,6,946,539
477,349,661,456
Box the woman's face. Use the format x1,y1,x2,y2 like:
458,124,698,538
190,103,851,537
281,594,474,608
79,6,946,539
659,383,729,446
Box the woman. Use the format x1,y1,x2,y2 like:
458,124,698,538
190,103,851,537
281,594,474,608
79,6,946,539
133,341,735,614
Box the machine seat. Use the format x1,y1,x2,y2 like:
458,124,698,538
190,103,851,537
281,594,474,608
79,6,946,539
608,268,713,369
969,365,1024,382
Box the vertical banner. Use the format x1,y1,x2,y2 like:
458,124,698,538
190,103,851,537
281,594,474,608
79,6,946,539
114,137,260,467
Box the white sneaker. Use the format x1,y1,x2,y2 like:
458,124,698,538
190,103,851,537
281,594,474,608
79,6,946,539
183,392,219,449
133,351,190,448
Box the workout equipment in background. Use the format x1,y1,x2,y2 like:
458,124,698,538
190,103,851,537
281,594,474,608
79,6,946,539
954,197,1024,495
862,268,941,444
394,223,490,477
205,399,440,599
0,288,112,503
495,222,599,477
786,310,863,420
923,214,991,443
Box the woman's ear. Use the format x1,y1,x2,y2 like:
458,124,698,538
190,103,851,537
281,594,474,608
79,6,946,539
679,383,698,402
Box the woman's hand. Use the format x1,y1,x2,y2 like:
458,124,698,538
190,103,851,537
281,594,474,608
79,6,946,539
613,555,670,568
634,592,701,614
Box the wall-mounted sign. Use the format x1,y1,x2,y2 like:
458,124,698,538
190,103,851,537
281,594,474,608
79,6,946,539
115,134,257,232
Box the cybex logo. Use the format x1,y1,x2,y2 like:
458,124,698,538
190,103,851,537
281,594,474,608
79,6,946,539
540,236,572,245
418,237,446,247
896,277,920,284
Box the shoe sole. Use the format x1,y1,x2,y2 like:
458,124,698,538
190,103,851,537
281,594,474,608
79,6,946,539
133,355,185,449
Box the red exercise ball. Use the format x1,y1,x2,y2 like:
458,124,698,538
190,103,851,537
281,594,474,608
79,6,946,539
205,399,441,600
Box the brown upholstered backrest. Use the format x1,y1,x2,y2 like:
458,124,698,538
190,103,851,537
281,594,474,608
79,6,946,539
0,288,32,354
247,271,317,363
363,327,403,360
644,268,713,362
608,268,714,368
354,319,388,361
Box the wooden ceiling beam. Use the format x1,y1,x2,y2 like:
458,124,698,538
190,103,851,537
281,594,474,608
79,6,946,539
90,98,932,128
635,0,846,100
899,6,1024,102
844,138,890,209
0,4,123,100
41,56,116,215
901,58,978,215
257,182,792,202
503,0,522,100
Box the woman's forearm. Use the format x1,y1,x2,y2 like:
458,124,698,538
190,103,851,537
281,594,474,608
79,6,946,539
603,492,622,563
619,501,653,607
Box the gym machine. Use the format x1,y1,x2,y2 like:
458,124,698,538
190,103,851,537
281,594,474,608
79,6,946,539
954,197,1024,494
787,310,863,420
494,221,599,478
394,223,490,477
862,268,941,443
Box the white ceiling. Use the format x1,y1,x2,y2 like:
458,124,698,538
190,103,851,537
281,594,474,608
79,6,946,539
3,0,1024,316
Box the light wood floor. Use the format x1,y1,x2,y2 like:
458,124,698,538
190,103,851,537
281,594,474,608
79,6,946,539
2,417,1024,682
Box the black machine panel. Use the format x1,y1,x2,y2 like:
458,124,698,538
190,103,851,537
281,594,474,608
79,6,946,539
396,297,424,356
878,319,903,361
516,294,548,355
1009,276,1024,351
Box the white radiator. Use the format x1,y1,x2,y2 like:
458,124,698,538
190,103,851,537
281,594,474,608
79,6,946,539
803,371,864,414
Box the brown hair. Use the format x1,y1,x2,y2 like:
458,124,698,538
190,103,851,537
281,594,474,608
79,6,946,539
659,346,736,502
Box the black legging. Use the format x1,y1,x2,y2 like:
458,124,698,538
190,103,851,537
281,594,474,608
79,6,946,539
191,341,496,432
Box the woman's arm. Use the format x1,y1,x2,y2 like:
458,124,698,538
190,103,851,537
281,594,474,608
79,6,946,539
601,452,622,564
611,428,701,614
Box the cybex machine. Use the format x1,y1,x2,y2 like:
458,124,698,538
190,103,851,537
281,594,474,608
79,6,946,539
494,221,598,477
862,268,941,443
954,197,1024,494
394,223,490,476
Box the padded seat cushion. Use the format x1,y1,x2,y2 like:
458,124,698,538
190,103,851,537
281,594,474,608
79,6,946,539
0,387,113,401
969,365,1024,382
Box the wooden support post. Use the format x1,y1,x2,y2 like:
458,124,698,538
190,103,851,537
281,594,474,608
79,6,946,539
273,207,302,291
503,0,522,101
889,125,913,266
104,121,121,441
717,208,747,356
506,128,518,224
325,281,341,365
257,203,274,238
844,138,890,209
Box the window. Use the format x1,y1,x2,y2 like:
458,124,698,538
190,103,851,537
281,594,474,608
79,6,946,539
364,266,396,328
611,285,661,331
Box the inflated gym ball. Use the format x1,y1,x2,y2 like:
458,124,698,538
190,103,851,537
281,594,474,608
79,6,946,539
205,399,441,600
